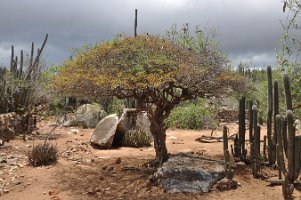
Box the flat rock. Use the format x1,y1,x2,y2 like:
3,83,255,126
153,153,225,193
90,114,119,148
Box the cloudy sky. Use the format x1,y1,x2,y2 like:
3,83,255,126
0,0,287,68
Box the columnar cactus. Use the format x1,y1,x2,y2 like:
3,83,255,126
287,111,300,182
282,115,288,158
276,111,301,199
238,97,246,160
283,73,293,111
267,66,275,165
249,100,254,161
224,149,234,181
252,105,261,177
263,135,267,161
273,80,279,154
223,125,228,152
223,126,234,181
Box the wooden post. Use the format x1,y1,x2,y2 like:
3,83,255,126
134,9,138,37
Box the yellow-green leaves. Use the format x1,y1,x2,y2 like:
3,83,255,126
53,34,244,101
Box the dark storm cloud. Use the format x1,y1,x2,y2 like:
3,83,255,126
0,0,286,67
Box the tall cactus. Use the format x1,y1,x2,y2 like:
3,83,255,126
267,66,275,165
277,111,301,199
223,125,228,153
283,73,293,111
273,80,279,151
281,116,288,158
223,126,234,181
252,105,261,177
238,96,246,160
249,100,254,161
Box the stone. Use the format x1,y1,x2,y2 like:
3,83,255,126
168,136,178,140
90,114,119,148
153,153,225,193
76,104,107,128
116,109,153,144
70,129,80,135
216,178,238,190
58,113,77,127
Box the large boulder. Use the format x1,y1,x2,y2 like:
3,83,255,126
117,108,153,141
90,114,119,148
152,153,225,193
75,104,107,128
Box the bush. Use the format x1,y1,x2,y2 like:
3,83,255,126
106,97,124,116
122,128,152,147
167,100,218,130
28,143,58,166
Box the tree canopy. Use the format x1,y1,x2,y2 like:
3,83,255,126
53,34,245,165
54,35,243,105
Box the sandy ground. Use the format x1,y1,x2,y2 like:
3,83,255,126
0,120,301,200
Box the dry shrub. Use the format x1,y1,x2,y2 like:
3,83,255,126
28,143,58,166
122,128,152,148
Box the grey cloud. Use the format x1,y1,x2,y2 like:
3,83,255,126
0,0,287,67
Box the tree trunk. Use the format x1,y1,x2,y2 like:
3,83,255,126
150,117,169,166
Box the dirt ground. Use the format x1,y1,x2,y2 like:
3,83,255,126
1,120,301,200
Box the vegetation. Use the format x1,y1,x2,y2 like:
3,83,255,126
0,34,48,137
53,28,245,165
28,143,58,166
122,128,152,147
166,99,217,130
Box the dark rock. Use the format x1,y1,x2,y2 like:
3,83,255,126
153,153,225,193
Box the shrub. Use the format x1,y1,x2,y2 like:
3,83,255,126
106,97,124,116
122,128,152,147
167,100,218,130
28,143,58,166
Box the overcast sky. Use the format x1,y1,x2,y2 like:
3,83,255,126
0,0,287,68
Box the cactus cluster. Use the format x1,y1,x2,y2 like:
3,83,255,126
273,73,300,199
0,34,48,135
276,111,301,198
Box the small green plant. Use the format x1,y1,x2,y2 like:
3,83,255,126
28,143,58,166
167,100,217,130
122,128,152,147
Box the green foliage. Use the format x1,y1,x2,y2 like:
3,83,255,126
166,99,217,130
166,23,229,67
122,128,152,148
106,97,124,116
28,143,58,166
